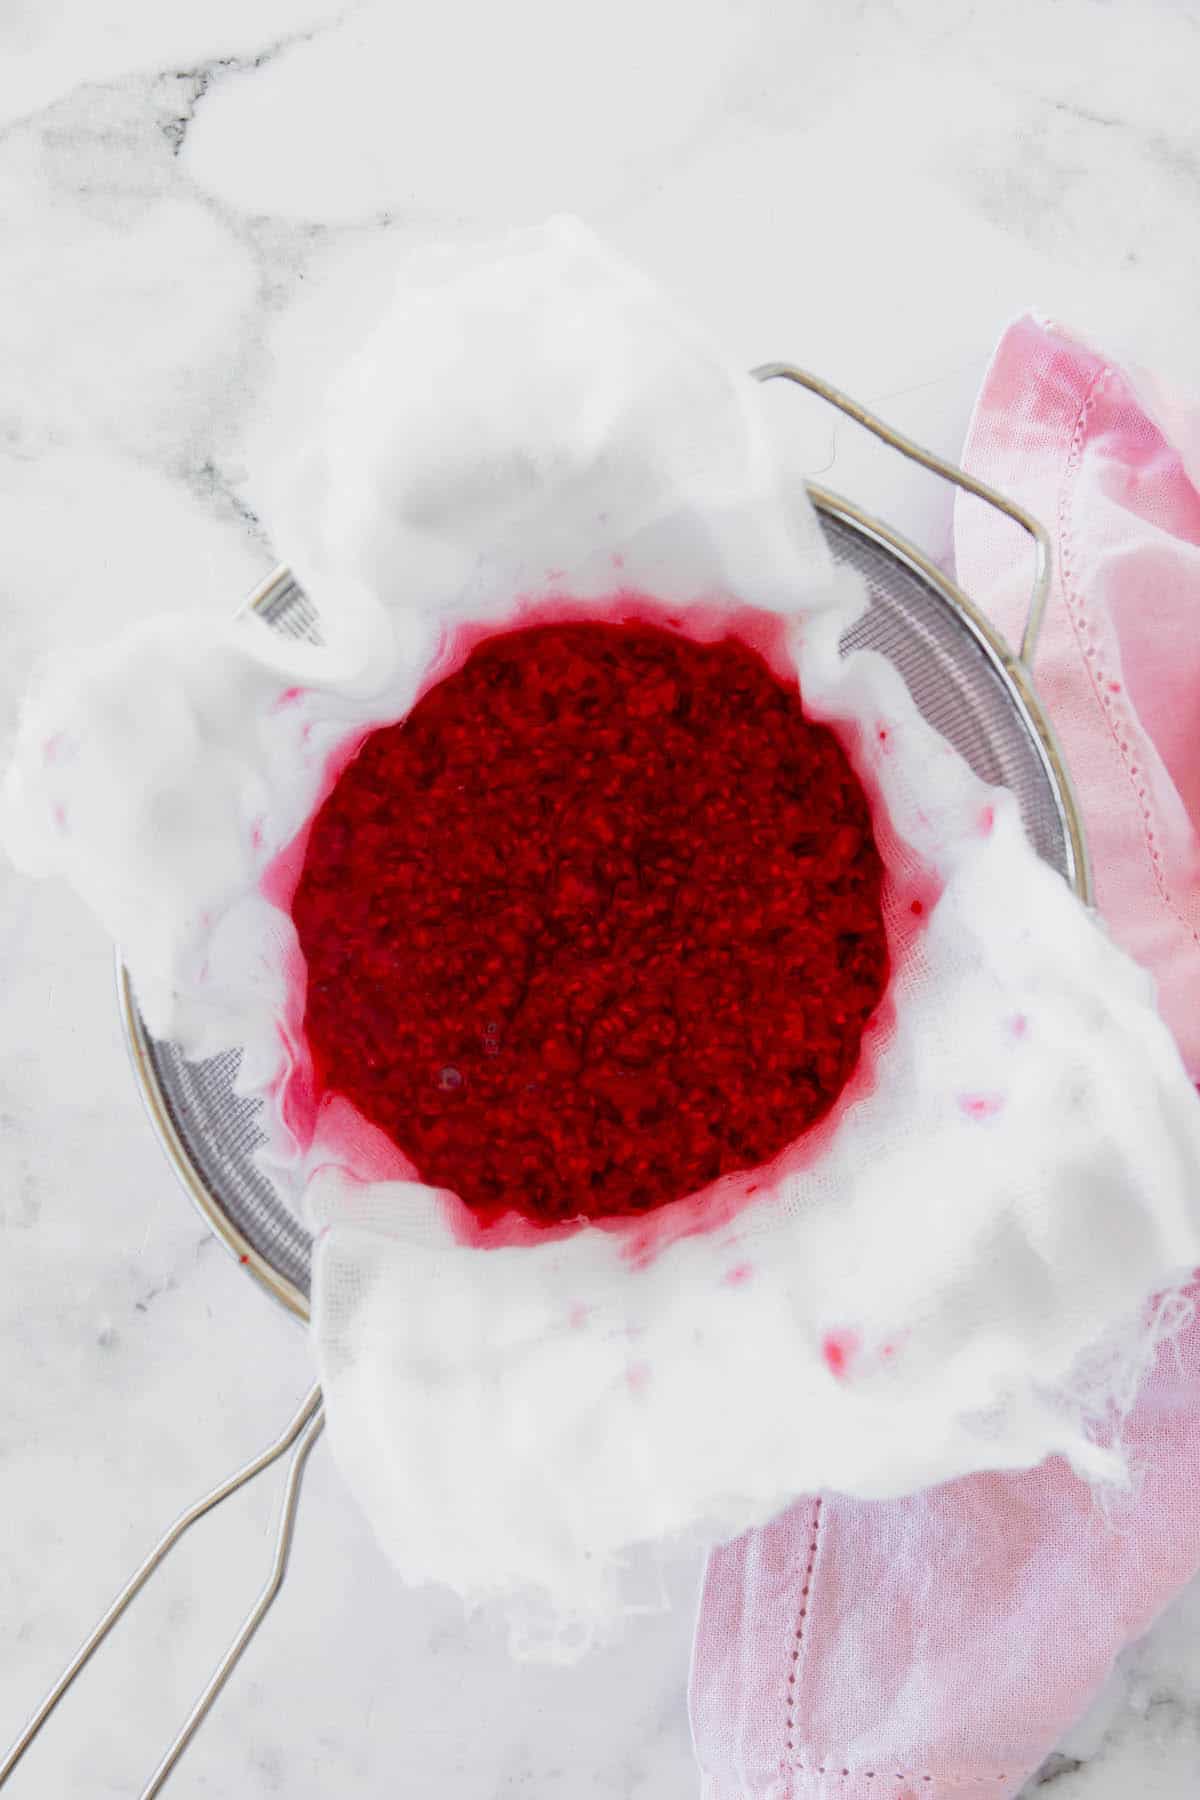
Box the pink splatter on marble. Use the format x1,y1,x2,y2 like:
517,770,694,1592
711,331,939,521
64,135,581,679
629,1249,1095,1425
978,803,995,835
723,1262,754,1287
273,686,306,710
567,1302,592,1330
1010,1012,1029,1039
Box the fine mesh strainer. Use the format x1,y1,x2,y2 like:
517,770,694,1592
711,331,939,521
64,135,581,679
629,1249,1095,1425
0,366,1089,1795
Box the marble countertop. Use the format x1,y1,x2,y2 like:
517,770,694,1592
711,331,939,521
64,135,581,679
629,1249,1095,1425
3,1,1200,1793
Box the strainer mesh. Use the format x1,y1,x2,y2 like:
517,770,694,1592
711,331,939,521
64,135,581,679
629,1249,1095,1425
131,511,1073,1301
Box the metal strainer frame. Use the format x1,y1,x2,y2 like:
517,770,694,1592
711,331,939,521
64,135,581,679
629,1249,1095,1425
1,367,1090,1794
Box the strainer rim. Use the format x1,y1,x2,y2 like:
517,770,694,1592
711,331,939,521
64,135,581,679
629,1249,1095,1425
117,488,1090,1321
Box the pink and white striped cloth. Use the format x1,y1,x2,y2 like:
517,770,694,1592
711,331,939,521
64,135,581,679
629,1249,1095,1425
688,314,1200,1799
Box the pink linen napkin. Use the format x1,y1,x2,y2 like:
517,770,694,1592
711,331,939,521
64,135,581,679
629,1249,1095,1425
955,312,1200,1073
688,314,1200,1799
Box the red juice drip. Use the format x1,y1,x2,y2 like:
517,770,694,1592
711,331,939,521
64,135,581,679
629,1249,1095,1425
291,618,889,1228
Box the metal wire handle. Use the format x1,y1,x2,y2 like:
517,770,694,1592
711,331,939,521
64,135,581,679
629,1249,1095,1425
0,1385,323,1795
752,363,1052,669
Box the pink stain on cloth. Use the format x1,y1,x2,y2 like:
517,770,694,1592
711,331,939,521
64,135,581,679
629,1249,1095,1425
689,314,1200,1797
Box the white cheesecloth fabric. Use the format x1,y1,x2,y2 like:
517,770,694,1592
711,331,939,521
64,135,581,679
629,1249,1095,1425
5,219,1200,1654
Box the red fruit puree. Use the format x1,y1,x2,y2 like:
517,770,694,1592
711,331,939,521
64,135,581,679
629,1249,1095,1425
291,619,889,1227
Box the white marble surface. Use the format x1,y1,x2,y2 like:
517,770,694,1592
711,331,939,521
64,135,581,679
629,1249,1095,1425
2,1,1200,1793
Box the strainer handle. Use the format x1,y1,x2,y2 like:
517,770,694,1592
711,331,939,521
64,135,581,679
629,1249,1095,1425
751,363,1052,670
0,1384,323,1795
139,1400,325,1798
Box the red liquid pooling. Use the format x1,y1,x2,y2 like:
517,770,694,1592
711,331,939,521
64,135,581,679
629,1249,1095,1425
291,619,889,1228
